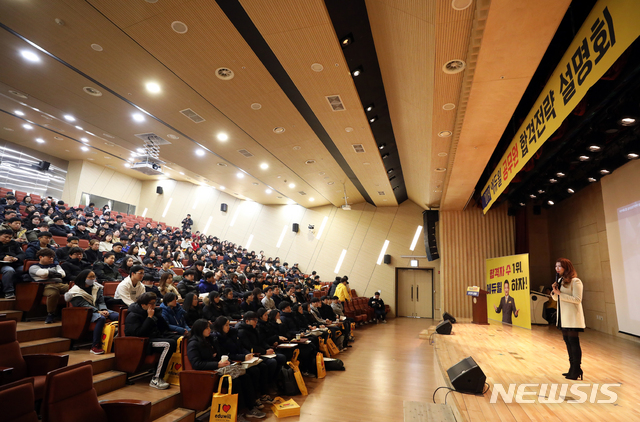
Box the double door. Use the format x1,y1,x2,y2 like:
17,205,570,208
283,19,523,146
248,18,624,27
397,269,433,318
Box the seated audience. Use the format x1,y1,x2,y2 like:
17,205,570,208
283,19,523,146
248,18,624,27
160,292,190,335
182,292,203,327
55,236,80,262
368,292,387,323
158,273,182,300
114,264,146,306
93,251,123,282
0,228,25,299
29,248,68,324
61,246,92,282
84,239,101,263
203,291,224,321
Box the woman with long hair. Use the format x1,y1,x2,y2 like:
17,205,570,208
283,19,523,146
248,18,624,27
99,233,113,252
552,258,586,380
85,239,101,264
182,292,203,327
158,272,182,300
119,256,135,279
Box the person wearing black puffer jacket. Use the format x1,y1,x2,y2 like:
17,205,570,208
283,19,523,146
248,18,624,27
222,288,242,320
124,292,179,390
203,291,224,321
278,301,316,376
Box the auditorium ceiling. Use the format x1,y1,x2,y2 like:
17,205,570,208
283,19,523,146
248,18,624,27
0,0,570,210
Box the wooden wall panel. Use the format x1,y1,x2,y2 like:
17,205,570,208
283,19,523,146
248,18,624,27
440,204,515,318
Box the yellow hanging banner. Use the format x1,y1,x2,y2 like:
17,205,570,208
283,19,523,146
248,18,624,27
482,0,640,214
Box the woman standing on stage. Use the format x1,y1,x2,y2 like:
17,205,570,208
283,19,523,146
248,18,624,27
551,258,585,380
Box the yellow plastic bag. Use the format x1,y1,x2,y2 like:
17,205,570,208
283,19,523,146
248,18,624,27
163,336,184,385
315,352,326,379
100,321,117,353
318,337,330,358
209,375,238,422
326,337,340,357
271,396,301,417
288,349,308,396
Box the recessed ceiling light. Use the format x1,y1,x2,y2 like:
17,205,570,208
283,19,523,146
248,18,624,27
22,124,33,130
382,153,390,159
309,197,315,202
9,90,28,99
600,169,610,175
20,50,40,62
35,138,45,144
588,145,602,152
538,189,545,194
132,113,145,122
530,194,537,199
136,148,145,153
124,163,131,168
217,162,227,167
366,104,374,112
81,146,89,152
171,21,188,34
435,168,446,172
305,160,316,165
578,155,590,161
620,117,637,126
81,137,89,143
627,153,639,159
220,186,225,190
548,200,555,206
83,86,102,96
556,172,566,177
311,63,324,72
288,183,295,188
292,145,301,151
237,172,245,178
195,149,205,156
145,82,161,93
265,189,272,194
588,177,597,182
179,172,184,175
363,162,370,165
341,35,353,47
260,163,268,169
14,110,24,116
549,178,557,183
438,130,453,137
351,66,362,77
519,202,526,207
217,133,228,141
251,103,262,110
387,168,394,174
90,43,103,51
328,181,334,185
75,126,83,130
379,144,386,150
567,188,575,194
273,127,285,134
345,127,354,132
369,116,378,123
63,115,76,122
167,134,179,140
438,152,448,157
3,127,14,131
442,103,456,110
451,0,473,10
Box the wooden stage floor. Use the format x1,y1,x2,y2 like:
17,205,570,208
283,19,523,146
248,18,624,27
434,320,640,422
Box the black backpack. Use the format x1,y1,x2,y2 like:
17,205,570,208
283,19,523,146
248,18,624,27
324,358,345,371
277,365,299,396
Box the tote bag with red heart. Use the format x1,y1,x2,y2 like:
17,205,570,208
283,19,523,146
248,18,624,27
209,375,238,422
163,336,184,386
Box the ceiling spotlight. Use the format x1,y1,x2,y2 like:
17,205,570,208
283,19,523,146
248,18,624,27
81,146,89,152
136,148,145,153
556,172,566,177
538,190,545,194
369,116,378,123
387,168,394,174
35,138,45,144
567,188,575,194
340,34,353,47
549,178,557,183
351,66,363,77
265,189,272,194
22,124,33,130
20,50,40,62
195,149,205,156
366,104,374,112
220,186,225,190
217,133,229,141
179,172,185,175
588,145,602,152
578,155,590,161
620,117,637,126
548,200,555,206
588,177,597,182
530,194,537,199
382,153,390,159
63,114,76,122
309,197,315,202
600,169,610,175
132,113,145,122
273,127,285,134
124,163,131,168
237,172,245,178
378,143,386,150
627,153,639,159
14,110,24,116
519,202,526,207
81,137,89,143
260,163,268,169
145,82,161,93
75,126,83,130
288,183,295,188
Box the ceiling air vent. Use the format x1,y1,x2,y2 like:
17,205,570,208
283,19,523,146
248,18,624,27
134,133,172,145
352,144,365,153
237,149,254,158
298,191,307,196
180,108,206,123
378,191,385,195
326,95,345,111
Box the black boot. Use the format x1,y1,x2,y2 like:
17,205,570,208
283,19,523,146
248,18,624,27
565,336,583,380
562,334,572,376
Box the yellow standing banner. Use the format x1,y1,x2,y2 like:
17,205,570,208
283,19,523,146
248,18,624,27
486,254,531,329
482,0,640,214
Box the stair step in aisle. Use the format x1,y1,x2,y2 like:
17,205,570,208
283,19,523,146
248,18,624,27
19,337,71,354
98,382,182,421
16,321,62,342
152,408,196,422
2,309,23,322
92,370,127,396
0,298,15,311
66,350,116,375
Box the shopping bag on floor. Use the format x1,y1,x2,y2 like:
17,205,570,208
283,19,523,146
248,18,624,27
209,375,238,422
326,337,340,357
100,321,117,353
271,396,301,417
287,349,308,396
163,336,184,385
318,337,330,358
315,352,326,379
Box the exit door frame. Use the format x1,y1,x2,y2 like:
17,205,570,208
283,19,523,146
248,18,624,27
395,267,434,319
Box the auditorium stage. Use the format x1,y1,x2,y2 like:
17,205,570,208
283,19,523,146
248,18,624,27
433,320,640,422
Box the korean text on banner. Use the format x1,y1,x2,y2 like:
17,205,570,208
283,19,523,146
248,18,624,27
486,253,531,330
482,0,640,214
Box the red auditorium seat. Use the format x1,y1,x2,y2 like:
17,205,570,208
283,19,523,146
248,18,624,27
179,336,220,412
0,378,39,422
113,308,160,378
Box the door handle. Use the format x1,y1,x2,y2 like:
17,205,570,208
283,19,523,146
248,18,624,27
416,285,419,301
411,286,413,301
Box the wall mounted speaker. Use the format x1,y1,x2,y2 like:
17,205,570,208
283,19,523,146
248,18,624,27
292,223,299,233
156,186,163,194
423,210,439,261
435,320,452,335
383,254,391,264
221,203,228,212
446,357,486,394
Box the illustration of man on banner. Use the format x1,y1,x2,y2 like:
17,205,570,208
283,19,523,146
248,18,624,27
494,280,519,324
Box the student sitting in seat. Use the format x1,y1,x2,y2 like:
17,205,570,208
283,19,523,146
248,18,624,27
124,292,179,390
61,247,92,282
0,228,25,299
29,248,68,324
93,252,123,282
158,273,182,301
160,292,190,335
114,264,146,306
368,292,387,323
64,269,118,354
